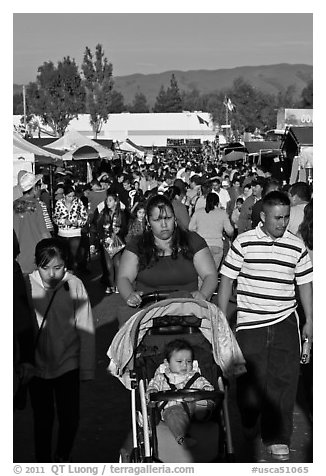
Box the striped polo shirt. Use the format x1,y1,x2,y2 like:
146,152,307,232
220,223,313,331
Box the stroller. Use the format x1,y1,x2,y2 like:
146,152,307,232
108,295,246,463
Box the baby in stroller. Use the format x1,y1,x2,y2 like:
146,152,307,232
146,339,215,448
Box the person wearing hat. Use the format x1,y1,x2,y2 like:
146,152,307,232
237,177,265,235
13,169,29,201
13,172,51,274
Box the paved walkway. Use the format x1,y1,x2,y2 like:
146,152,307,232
13,255,313,463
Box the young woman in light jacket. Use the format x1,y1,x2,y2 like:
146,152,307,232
24,238,95,462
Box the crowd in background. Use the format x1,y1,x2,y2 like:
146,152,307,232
13,147,313,290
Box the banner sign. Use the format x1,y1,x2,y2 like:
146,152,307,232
277,109,313,129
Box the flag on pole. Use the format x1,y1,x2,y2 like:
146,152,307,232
197,115,209,126
223,97,236,112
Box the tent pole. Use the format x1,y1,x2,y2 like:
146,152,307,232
49,165,54,214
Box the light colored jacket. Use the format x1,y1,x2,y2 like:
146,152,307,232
25,270,95,380
146,361,214,410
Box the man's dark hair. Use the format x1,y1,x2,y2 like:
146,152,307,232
164,339,194,361
190,175,201,185
289,182,312,202
262,178,281,197
262,190,290,212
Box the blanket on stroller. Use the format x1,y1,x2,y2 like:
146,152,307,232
108,298,246,389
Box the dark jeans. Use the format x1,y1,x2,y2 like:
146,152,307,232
59,236,81,272
29,369,80,462
236,313,300,446
78,231,90,271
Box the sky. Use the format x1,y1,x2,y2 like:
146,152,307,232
13,11,313,85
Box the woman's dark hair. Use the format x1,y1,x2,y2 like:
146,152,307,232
164,339,194,362
299,200,313,250
201,182,212,197
63,184,75,196
137,194,193,270
166,185,181,201
102,188,122,227
132,201,146,216
35,238,68,268
205,192,219,213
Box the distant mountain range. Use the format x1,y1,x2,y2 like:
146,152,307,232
14,63,312,108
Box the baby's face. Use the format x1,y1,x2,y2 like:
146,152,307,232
168,350,193,375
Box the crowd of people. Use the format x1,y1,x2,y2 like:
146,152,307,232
13,145,313,463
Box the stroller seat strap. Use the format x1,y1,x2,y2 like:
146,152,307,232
158,372,201,418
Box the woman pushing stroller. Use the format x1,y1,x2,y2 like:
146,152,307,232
117,194,218,321
146,339,215,448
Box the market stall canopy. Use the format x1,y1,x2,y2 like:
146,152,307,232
221,150,246,162
49,129,113,160
245,140,282,157
13,143,34,185
13,143,34,163
13,131,61,164
286,127,313,146
117,138,146,157
220,143,247,162
13,131,63,165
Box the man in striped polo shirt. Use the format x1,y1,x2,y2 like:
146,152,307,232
217,191,312,462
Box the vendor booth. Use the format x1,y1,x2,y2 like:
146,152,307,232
221,142,247,162
244,139,287,182
282,127,313,184
13,131,62,185
46,129,113,182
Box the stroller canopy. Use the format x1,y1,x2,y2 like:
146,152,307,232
108,298,246,390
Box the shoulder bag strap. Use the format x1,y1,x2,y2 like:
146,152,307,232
33,287,59,350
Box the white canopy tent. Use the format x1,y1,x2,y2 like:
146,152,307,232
49,129,113,160
13,131,62,185
13,144,34,184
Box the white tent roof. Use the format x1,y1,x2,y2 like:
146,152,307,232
49,129,113,160
13,144,34,163
13,131,61,160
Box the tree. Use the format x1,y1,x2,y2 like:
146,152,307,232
181,88,203,112
108,90,126,113
165,74,183,112
300,80,313,108
13,93,24,115
26,57,85,136
275,84,298,109
130,92,149,113
81,44,114,137
153,75,183,113
153,85,167,112
215,77,278,133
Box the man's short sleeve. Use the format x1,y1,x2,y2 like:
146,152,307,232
220,237,244,280
295,247,313,285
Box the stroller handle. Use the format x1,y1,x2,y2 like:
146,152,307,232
149,389,224,405
140,290,191,307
